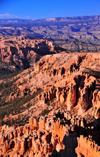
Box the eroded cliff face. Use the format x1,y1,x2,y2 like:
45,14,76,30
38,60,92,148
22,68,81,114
0,110,100,156
0,51,100,156
35,53,99,116
0,35,56,72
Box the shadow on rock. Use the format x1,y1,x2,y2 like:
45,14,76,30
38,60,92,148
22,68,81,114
51,132,78,157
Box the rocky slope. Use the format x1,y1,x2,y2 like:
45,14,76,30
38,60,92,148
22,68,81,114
0,51,100,156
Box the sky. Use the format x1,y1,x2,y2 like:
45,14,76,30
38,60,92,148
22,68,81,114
0,0,100,19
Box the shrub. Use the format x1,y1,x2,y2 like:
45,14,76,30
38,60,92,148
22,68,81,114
39,109,50,116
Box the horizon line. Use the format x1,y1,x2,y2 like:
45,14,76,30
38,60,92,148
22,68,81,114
0,14,100,21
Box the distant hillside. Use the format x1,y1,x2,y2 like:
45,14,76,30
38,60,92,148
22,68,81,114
0,15,100,52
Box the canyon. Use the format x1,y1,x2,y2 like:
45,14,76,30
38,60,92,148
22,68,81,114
0,36,100,156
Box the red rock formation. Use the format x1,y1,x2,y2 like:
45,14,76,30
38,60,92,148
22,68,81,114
76,135,100,157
